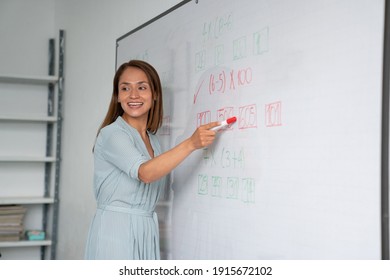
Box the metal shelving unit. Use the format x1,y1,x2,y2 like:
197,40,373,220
0,30,65,260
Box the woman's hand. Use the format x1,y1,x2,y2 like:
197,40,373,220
188,121,220,150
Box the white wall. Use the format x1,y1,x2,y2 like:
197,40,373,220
0,0,181,259
0,0,56,75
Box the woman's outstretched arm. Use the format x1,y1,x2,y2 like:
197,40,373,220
138,122,219,183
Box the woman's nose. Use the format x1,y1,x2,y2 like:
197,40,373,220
128,88,140,98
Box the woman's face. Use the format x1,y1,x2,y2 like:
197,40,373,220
117,66,153,126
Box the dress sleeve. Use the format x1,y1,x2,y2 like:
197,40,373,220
99,126,148,180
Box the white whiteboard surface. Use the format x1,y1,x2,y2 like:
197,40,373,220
116,0,385,259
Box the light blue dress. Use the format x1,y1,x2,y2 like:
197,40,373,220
84,116,165,260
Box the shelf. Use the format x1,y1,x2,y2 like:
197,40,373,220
0,239,52,248
0,74,58,85
0,197,55,205
0,156,56,162
0,115,57,123
0,30,65,259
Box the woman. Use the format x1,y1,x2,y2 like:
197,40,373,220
84,60,218,259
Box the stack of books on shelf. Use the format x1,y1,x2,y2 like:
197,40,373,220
0,205,26,242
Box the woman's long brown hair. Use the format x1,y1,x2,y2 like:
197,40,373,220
96,60,164,138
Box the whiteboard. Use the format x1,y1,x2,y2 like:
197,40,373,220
116,0,386,259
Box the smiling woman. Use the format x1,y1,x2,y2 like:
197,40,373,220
84,60,219,260
97,60,164,136
117,68,155,133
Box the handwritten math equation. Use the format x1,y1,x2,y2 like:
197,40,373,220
193,63,282,129
208,67,252,96
197,174,256,204
158,99,282,137
202,146,245,169
196,101,282,130
193,65,254,105
196,14,269,71
197,147,254,203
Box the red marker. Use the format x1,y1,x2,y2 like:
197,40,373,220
210,116,237,131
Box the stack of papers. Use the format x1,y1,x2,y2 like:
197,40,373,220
0,205,26,241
